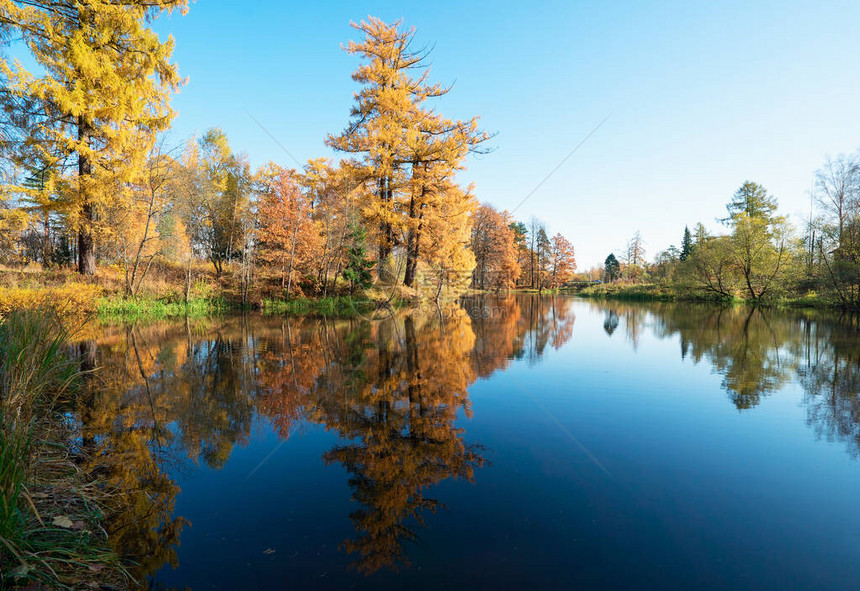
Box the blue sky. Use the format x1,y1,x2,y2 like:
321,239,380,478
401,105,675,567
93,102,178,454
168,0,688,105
154,1,860,268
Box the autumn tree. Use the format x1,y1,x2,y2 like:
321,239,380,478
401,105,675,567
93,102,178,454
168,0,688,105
107,140,179,296
328,18,488,287
169,139,210,302
326,18,425,279
189,129,252,276
0,0,187,274
256,163,320,296
400,108,488,288
470,204,520,290
300,158,358,294
547,233,576,288
418,181,478,299
0,203,28,262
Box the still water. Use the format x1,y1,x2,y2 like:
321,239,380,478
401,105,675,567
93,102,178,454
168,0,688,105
78,295,860,589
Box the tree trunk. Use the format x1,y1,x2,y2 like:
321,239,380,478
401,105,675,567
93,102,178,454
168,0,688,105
77,117,96,275
42,213,51,266
404,198,418,288
377,175,395,281
404,163,427,288
185,251,193,305
286,223,299,298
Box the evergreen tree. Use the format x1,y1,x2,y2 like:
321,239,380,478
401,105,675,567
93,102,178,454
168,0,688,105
604,253,620,282
343,226,375,294
680,226,693,261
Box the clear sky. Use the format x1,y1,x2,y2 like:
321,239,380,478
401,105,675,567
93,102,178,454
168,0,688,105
153,1,860,268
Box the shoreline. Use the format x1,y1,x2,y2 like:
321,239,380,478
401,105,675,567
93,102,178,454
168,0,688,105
565,283,833,309
0,282,845,327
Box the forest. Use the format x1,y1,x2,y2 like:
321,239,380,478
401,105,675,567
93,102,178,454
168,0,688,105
0,6,577,318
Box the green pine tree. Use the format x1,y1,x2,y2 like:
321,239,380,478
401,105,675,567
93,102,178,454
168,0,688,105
604,253,620,282
342,225,375,294
680,226,693,261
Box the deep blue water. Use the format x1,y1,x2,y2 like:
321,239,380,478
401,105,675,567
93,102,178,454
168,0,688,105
83,296,860,589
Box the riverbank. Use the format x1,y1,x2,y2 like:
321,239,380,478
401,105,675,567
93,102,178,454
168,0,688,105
0,261,446,322
0,310,128,589
567,283,678,302
569,282,832,308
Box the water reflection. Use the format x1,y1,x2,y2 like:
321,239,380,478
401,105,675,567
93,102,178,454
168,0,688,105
78,295,576,582
75,296,860,585
584,302,860,438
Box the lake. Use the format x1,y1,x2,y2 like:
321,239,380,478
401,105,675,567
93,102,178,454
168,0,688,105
77,295,860,589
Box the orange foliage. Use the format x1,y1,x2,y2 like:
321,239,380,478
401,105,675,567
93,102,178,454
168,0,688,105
548,233,577,288
470,204,521,289
256,164,322,295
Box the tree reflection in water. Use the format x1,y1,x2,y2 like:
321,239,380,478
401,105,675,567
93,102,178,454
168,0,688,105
78,294,576,580
77,296,860,583
588,302,860,451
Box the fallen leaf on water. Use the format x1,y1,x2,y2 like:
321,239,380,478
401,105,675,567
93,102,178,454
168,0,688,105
52,515,74,528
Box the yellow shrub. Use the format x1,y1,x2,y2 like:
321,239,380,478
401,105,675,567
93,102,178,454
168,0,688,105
0,283,103,320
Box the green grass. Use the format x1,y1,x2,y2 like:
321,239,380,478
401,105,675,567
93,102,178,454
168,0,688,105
262,295,376,317
572,283,678,301
0,309,126,589
0,426,27,543
764,292,830,309
97,295,228,321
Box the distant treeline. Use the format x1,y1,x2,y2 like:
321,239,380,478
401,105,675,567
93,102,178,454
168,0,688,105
594,154,860,307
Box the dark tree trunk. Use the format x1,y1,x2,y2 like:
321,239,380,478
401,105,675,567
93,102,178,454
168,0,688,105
77,117,96,275
376,175,393,281
403,163,426,288
404,198,418,287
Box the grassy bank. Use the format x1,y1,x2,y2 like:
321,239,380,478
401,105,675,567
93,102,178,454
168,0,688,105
571,283,678,302
570,283,839,309
0,310,126,589
97,295,229,321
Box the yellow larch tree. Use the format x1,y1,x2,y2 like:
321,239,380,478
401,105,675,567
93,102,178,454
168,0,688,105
327,17,446,281
401,109,488,287
329,17,489,288
0,0,187,274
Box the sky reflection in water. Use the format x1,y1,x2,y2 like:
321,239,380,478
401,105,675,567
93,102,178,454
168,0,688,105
78,295,860,590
